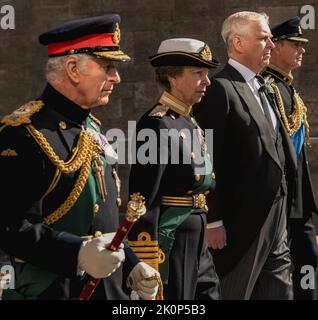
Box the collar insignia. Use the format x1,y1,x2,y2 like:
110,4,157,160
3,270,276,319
1,149,18,157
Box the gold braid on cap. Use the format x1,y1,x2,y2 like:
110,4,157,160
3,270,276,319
112,23,120,45
26,124,102,225
271,84,310,146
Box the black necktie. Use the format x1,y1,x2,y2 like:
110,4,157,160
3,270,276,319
255,75,274,130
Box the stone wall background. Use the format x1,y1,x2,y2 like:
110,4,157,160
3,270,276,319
0,0,317,260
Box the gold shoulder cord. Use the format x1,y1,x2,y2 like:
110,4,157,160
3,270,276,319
26,124,93,174
26,124,101,225
271,83,310,146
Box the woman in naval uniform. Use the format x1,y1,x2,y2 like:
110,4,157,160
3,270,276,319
128,38,221,300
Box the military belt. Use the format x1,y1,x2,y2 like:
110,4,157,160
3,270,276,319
161,193,208,211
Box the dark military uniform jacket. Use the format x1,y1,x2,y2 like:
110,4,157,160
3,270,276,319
0,84,138,300
128,91,219,300
262,65,318,219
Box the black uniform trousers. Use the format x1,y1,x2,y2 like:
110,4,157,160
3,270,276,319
164,212,220,300
289,216,318,300
288,152,318,300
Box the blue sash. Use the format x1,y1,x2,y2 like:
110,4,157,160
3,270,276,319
290,121,305,159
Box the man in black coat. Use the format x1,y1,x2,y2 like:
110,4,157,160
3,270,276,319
262,17,318,299
0,14,159,300
195,11,297,299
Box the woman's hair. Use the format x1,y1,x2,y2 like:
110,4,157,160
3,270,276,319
155,66,184,91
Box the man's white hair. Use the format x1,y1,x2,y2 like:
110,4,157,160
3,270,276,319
45,54,91,84
221,11,269,53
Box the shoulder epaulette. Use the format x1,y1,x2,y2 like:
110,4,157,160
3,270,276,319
148,104,169,118
1,100,44,127
89,113,102,127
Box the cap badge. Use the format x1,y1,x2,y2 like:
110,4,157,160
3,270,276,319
113,23,121,45
199,44,212,62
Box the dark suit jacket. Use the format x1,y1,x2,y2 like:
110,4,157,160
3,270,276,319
194,63,297,278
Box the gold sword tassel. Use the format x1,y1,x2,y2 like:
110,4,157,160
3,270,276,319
93,156,107,201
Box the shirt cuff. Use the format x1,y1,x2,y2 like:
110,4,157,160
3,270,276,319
207,220,223,229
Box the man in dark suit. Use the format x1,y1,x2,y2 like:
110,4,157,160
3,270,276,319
262,17,318,299
195,11,297,299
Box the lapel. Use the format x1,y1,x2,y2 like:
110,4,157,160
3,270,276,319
223,63,283,171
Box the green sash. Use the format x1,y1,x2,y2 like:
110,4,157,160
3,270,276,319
158,151,212,284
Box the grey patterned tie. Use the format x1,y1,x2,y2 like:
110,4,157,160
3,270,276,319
255,75,275,130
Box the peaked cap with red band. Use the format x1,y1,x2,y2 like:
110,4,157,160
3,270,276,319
39,14,130,61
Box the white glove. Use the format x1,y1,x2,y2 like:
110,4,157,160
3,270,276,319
130,290,141,300
78,232,125,279
127,262,160,300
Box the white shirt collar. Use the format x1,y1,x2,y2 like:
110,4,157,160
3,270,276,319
228,58,256,82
